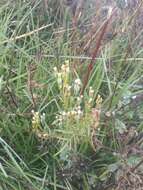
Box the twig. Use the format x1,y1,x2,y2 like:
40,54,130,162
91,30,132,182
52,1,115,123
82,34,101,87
32,54,143,62
1,23,53,44
27,65,36,110
6,85,18,108
131,158,143,173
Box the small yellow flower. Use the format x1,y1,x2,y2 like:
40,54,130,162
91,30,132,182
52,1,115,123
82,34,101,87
89,86,94,97
96,95,103,109
31,110,41,131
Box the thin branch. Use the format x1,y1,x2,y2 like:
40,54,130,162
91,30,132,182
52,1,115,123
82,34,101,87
131,159,143,173
6,85,18,108
27,65,36,110
1,23,53,44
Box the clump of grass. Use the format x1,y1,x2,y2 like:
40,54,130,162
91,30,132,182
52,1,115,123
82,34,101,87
52,60,103,154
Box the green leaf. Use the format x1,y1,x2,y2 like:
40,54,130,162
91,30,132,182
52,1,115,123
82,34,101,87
115,119,127,134
108,163,119,172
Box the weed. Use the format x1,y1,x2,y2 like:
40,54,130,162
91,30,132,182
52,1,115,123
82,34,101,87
0,0,143,189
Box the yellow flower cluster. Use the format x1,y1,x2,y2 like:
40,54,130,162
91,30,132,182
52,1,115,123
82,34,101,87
53,60,70,90
53,61,103,150
96,94,103,109
54,61,72,109
31,110,49,140
56,104,83,126
88,86,95,105
31,110,41,131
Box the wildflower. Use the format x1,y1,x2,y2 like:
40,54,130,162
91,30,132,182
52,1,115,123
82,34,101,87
132,95,137,100
53,61,70,91
89,86,94,97
76,109,83,120
74,105,83,120
96,94,103,109
77,105,81,110
61,61,70,74
37,132,48,140
67,85,71,91
53,66,58,73
65,60,70,64
31,110,41,131
40,113,46,126
70,110,76,116
67,111,71,116
107,6,113,19
76,96,82,105
88,98,93,104
73,78,82,94
74,78,82,86
62,111,67,117
64,85,71,97
105,111,111,117
61,64,69,73
57,72,62,89
55,115,59,120
77,96,81,102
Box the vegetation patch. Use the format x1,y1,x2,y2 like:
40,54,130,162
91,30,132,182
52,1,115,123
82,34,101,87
0,0,143,189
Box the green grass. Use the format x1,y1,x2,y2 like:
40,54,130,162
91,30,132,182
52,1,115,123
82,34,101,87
0,0,143,189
